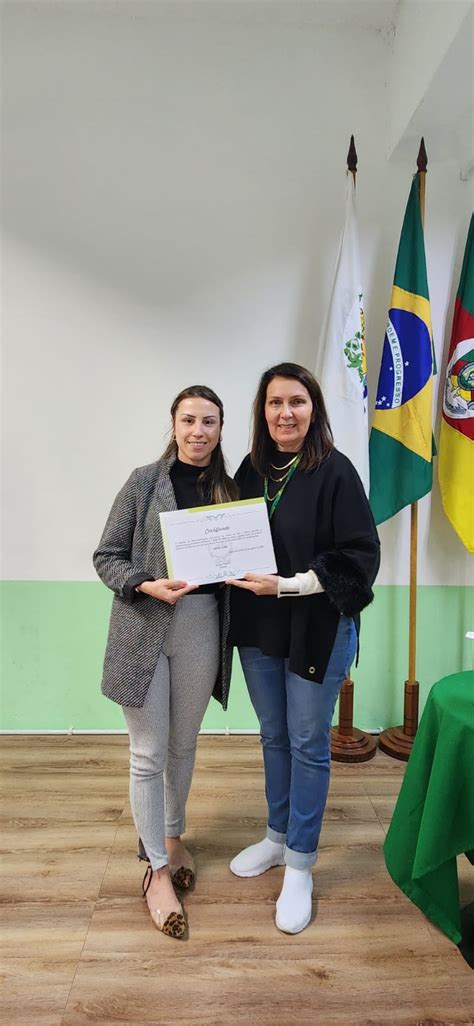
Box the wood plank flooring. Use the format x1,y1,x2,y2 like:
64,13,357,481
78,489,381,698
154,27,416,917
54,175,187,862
1,736,472,1026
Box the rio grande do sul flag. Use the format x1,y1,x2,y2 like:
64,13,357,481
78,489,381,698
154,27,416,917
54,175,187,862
369,175,434,524
317,173,369,493
438,215,474,552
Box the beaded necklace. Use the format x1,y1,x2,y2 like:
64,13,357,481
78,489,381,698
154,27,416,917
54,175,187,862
264,454,301,519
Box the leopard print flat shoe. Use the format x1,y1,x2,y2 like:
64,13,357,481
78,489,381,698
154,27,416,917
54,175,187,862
142,868,187,939
170,865,195,891
149,906,187,938
169,849,195,891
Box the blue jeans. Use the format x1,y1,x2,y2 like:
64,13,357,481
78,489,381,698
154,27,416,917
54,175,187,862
239,614,357,870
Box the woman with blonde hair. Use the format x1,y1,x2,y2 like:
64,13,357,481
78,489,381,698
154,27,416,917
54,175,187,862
94,385,237,938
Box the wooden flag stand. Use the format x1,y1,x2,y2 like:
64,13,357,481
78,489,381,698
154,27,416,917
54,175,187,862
330,134,376,764
378,502,420,760
331,673,377,762
378,139,428,762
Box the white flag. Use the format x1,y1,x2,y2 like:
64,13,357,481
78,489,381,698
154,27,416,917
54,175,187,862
316,173,369,494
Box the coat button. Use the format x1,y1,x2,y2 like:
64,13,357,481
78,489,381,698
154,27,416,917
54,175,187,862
309,666,315,674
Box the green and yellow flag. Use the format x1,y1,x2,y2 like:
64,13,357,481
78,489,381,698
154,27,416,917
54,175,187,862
369,175,434,524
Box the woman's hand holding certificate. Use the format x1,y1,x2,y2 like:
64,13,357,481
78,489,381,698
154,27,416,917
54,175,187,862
225,573,278,595
137,579,198,604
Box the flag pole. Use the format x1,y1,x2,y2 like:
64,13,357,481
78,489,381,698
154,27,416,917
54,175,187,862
378,138,427,761
331,134,377,764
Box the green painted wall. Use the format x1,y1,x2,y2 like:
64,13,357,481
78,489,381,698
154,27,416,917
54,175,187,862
0,582,472,732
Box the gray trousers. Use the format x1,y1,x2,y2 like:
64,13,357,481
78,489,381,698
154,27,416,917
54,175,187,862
122,594,219,870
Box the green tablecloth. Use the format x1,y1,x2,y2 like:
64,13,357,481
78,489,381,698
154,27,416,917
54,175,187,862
384,671,474,943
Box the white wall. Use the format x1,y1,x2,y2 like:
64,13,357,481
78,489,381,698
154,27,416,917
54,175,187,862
387,0,472,157
2,2,472,585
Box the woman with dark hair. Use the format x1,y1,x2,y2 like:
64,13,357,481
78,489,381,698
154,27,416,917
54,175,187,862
94,385,237,938
228,363,380,935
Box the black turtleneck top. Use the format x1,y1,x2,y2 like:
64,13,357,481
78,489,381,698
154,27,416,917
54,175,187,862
170,457,211,510
169,458,217,595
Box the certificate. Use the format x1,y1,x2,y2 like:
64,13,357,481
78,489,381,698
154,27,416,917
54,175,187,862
159,498,277,585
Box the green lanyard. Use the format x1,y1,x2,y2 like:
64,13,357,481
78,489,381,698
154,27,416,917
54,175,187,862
264,455,301,519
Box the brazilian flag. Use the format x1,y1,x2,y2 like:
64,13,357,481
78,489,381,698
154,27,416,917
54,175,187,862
369,175,434,524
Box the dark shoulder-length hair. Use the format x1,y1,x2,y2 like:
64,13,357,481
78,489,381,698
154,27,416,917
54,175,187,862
162,384,238,504
250,362,334,475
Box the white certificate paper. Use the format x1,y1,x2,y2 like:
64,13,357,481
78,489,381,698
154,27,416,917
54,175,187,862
159,498,277,585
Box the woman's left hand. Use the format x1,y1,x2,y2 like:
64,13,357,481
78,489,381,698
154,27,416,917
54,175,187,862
225,573,278,596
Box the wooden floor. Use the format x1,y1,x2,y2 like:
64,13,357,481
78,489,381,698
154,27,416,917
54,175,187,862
1,736,473,1026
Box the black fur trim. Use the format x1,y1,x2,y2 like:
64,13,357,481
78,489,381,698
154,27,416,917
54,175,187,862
310,551,374,616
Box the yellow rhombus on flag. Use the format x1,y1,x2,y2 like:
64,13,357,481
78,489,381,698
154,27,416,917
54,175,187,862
369,174,434,524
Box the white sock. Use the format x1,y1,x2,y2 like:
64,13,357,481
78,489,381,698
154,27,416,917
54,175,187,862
230,835,285,877
275,866,313,934
258,837,284,855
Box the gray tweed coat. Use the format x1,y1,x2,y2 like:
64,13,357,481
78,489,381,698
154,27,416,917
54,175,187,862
93,457,233,709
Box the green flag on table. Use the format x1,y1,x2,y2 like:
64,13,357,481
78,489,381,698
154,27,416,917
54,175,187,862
369,174,435,524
